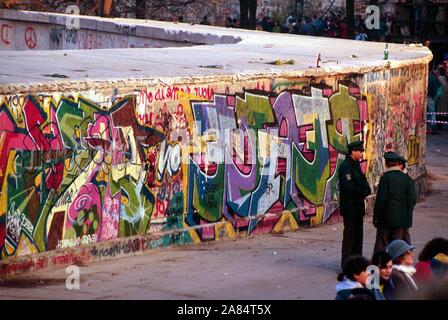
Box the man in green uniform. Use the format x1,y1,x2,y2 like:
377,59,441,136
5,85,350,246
338,141,371,268
373,152,416,254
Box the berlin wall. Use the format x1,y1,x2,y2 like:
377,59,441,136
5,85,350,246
0,10,432,278
0,10,239,50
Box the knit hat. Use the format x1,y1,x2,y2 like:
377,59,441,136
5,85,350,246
430,253,448,277
386,240,416,260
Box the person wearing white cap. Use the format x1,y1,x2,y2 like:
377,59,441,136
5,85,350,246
386,239,419,299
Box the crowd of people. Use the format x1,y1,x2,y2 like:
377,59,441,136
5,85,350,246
336,238,448,300
224,10,411,42
336,141,448,300
181,6,446,45
253,12,360,40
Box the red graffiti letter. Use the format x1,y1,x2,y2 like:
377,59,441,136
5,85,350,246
24,27,37,49
1,24,13,45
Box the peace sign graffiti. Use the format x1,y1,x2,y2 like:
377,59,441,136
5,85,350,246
24,27,37,49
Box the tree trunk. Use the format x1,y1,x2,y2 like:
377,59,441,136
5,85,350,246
248,0,257,29
240,0,257,29
346,0,355,39
103,0,113,16
135,0,146,19
240,0,249,29
297,0,304,18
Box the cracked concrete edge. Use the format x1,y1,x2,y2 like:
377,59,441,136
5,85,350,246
0,9,242,46
0,55,433,95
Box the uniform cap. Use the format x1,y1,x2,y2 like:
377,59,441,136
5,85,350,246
347,141,365,152
384,151,407,163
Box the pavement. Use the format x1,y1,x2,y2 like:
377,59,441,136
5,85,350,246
0,131,447,300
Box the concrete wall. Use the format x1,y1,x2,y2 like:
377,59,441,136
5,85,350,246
0,10,240,50
0,10,431,278
0,65,429,276
0,19,200,50
0,18,202,50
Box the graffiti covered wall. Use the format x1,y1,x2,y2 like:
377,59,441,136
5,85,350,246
0,63,428,267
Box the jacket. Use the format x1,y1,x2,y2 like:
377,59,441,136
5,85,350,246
390,266,419,299
380,277,396,300
338,156,371,218
335,277,376,300
373,169,416,228
414,261,432,284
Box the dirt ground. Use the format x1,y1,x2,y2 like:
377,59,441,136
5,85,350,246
1,132,447,300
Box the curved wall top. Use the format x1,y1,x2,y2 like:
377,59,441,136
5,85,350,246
0,9,432,277
0,9,431,91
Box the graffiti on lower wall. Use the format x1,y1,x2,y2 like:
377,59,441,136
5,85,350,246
0,66,427,260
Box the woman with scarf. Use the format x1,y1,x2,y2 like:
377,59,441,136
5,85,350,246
386,240,419,299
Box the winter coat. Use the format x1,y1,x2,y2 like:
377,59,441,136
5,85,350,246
415,261,433,284
338,156,371,218
373,169,416,228
390,265,419,299
380,277,396,300
335,277,376,300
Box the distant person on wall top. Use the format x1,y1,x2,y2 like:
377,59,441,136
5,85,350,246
226,17,234,28
354,28,368,41
285,11,296,33
200,15,211,25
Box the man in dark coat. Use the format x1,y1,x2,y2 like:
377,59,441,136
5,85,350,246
338,141,371,268
373,152,416,254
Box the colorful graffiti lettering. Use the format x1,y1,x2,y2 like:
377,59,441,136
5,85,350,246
185,82,369,236
0,69,427,260
0,94,164,258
